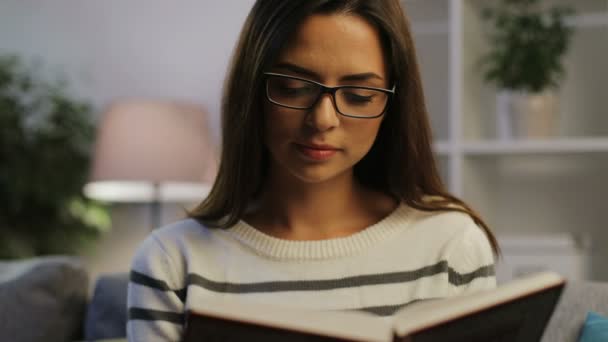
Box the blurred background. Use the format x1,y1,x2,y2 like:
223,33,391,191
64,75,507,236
1,0,607,287
0,0,254,285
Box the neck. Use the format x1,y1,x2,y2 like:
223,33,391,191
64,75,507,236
246,168,395,240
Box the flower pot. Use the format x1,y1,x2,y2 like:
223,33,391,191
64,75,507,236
496,90,559,139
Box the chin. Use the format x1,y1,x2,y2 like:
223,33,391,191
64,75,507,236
287,164,352,185
268,148,357,185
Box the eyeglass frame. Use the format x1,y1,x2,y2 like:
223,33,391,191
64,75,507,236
263,72,396,119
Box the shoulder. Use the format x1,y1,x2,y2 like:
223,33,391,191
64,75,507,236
134,218,213,256
152,218,216,244
130,219,219,285
407,208,482,240
405,208,497,292
406,207,495,267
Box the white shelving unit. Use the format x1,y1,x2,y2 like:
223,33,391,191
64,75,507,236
404,0,608,280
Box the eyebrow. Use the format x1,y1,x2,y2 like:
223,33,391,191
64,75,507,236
273,62,385,82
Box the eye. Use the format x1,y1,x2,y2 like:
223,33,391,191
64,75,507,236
270,78,316,97
342,90,376,104
277,85,316,96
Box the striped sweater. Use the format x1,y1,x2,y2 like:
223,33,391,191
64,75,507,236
127,203,496,341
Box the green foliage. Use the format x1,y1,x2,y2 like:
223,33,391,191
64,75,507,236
479,0,575,92
0,55,110,259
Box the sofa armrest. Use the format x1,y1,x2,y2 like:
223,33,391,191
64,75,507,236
542,281,608,342
0,256,89,342
84,273,129,340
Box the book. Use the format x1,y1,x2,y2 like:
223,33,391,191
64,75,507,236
182,271,565,342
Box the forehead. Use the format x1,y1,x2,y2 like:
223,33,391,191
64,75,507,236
276,13,388,80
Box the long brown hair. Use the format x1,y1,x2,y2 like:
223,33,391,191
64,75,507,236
189,0,499,255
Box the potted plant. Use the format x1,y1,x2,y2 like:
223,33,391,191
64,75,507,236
0,54,110,259
479,0,575,139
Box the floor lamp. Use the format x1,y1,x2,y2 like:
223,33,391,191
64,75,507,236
84,100,218,230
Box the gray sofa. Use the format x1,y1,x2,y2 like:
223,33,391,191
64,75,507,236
542,281,608,342
1,256,607,342
0,256,127,342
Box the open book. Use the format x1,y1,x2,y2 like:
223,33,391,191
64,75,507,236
182,271,565,342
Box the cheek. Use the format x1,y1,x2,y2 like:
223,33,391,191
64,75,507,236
263,103,300,146
346,119,383,156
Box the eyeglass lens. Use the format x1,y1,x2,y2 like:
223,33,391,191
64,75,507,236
266,75,389,117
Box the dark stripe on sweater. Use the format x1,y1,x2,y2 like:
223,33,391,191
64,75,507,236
449,264,495,286
356,303,408,316
185,260,447,293
130,270,187,302
185,261,493,293
357,303,410,316
128,307,185,324
355,298,441,316
131,262,494,295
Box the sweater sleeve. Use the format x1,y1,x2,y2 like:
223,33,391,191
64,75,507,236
127,234,185,342
446,221,497,296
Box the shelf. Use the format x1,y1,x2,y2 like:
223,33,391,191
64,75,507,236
433,140,451,155
462,137,608,155
405,0,608,280
566,12,608,28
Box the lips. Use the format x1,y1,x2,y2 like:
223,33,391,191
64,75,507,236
294,143,340,161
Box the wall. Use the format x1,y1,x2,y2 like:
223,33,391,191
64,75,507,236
0,0,255,140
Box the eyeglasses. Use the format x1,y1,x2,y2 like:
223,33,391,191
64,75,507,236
264,72,395,119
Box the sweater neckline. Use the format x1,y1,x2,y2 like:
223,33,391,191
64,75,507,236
225,203,412,260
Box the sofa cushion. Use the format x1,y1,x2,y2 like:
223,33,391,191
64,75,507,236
578,312,608,342
0,256,89,342
84,273,129,340
542,281,608,342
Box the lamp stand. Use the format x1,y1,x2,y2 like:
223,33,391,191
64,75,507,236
150,182,162,230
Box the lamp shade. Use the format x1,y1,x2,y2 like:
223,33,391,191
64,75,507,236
84,100,218,203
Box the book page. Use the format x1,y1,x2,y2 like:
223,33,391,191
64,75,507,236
390,272,565,338
186,298,393,342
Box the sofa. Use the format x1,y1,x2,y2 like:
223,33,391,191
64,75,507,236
1,256,607,342
0,256,127,342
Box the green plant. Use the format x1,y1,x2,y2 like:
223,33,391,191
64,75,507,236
480,0,575,92
0,55,110,259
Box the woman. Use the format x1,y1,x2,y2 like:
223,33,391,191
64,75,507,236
127,0,499,340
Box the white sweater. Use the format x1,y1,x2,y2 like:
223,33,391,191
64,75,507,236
127,203,496,341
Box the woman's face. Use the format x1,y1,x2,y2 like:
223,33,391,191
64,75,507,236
264,13,389,185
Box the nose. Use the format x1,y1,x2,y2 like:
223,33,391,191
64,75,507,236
305,93,340,131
